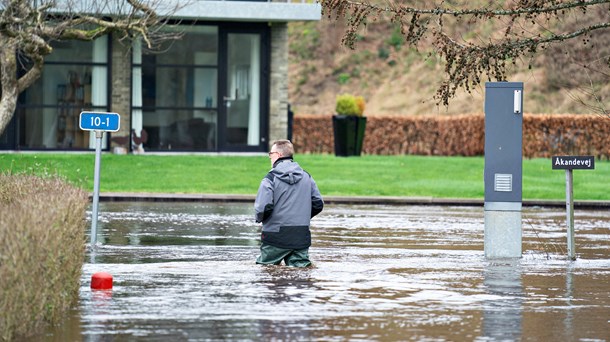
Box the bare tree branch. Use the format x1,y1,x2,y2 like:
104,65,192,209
567,68,609,116
321,0,610,111
0,0,188,135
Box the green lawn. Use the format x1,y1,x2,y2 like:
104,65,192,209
1,153,608,200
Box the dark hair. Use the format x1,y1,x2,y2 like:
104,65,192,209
272,139,294,157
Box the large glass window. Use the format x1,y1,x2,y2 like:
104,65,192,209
225,33,260,146
17,37,109,149
132,26,219,151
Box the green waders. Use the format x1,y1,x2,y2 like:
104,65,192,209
256,243,311,267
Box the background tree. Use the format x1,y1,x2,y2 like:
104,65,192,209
321,0,610,114
0,0,184,135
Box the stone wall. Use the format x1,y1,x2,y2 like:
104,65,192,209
110,37,132,149
268,23,289,149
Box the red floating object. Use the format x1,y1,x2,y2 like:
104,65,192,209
91,272,113,290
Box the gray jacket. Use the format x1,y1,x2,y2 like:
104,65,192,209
254,158,324,249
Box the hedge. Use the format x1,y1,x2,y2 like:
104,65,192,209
292,114,610,158
0,174,88,341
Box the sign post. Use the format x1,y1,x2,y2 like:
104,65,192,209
80,112,120,246
552,155,595,260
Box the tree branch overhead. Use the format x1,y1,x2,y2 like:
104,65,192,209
321,0,610,109
0,0,187,135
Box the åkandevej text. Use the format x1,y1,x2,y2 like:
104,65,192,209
554,157,592,167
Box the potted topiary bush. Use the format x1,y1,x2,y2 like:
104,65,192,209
332,93,366,156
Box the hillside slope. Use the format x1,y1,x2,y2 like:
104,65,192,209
287,15,610,116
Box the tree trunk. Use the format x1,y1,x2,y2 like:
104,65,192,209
0,37,19,135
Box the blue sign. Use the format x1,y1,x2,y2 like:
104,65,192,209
79,112,120,132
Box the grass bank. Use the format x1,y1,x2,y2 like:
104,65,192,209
0,174,88,341
1,153,608,200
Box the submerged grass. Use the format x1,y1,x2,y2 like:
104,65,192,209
0,174,88,341
0,153,608,200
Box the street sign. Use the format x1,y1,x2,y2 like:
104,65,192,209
79,112,120,132
552,155,595,260
79,111,121,247
552,155,595,170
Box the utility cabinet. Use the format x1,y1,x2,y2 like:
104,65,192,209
484,82,523,258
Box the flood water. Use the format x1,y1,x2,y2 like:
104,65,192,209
40,202,610,341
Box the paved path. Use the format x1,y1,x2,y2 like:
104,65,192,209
95,192,610,209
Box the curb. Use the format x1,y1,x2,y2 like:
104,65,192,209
94,192,610,209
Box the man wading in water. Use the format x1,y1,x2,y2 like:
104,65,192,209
254,139,324,267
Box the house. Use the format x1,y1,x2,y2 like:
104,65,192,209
0,0,321,153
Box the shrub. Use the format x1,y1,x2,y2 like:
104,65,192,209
377,46,390,60
335,93,365,116
0,174,88,341
337,73,351,85
387,25,404,50
355,96,366,115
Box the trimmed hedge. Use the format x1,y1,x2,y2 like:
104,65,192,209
523,114,610,158
293,114,610,158
0,174,88,341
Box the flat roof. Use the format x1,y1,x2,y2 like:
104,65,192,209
42,1,321,23
172,1,322,22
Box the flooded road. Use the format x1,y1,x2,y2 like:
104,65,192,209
42,203,610,341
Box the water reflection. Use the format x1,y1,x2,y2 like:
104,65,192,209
35,202,610,341
256,266,318,340
564,263,575,340
483,260,523,340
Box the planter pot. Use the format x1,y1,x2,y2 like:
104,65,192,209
332,115,367,157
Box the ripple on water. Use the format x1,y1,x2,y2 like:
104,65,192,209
40,202,610,341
